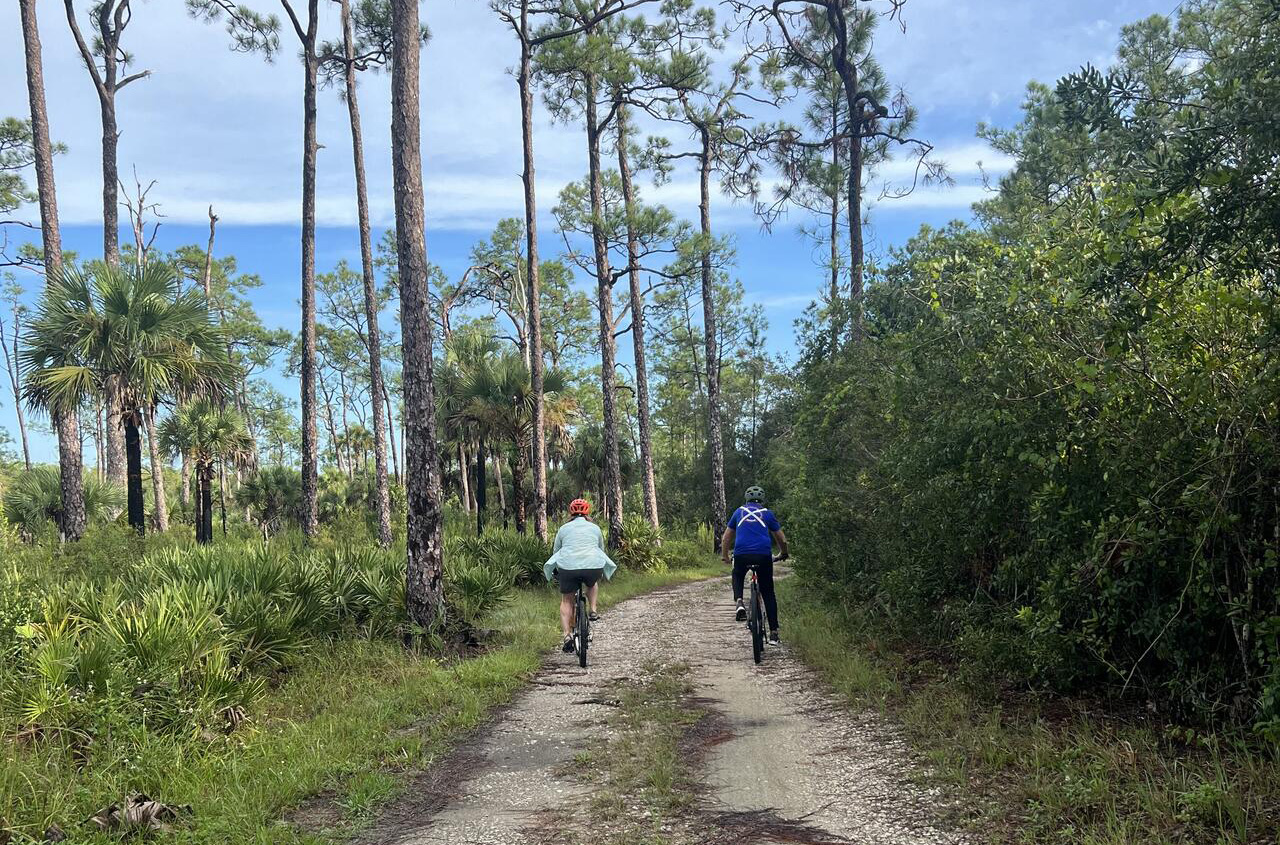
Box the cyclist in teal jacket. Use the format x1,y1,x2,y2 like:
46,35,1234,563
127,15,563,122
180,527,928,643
544,498,617,653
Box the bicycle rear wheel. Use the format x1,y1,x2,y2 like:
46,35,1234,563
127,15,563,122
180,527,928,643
576,588,589,668
750,580,764,664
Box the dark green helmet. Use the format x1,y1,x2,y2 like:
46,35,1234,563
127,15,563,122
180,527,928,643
745,485,766,503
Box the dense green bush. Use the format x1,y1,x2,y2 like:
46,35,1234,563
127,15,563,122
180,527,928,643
770,2,1280,732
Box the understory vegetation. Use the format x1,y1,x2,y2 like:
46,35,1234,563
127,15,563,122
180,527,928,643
766,1,1280,839
784,581,1280,844
0,516,716,842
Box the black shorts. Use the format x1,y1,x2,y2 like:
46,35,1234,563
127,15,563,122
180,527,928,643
556,568,604,595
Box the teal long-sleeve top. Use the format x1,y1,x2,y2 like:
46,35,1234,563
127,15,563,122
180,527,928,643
543,517,618,582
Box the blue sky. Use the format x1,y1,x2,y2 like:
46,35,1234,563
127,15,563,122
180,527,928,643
0,0,1175,463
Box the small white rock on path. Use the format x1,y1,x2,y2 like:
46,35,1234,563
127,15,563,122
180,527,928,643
358,575,971,845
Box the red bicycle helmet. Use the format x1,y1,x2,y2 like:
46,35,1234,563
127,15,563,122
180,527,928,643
569,498,591,516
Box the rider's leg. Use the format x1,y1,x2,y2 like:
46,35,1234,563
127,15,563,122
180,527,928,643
731,555,750,620
731,555,748,603
756,557,780,631
588,581,599,614
559,592,575,638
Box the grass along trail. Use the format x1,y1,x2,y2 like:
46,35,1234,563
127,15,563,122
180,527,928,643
357,574,967,845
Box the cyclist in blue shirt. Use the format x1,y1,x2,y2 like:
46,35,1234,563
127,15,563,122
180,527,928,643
721,485,789,643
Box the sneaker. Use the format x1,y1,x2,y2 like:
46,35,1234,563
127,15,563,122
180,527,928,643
768,630,780,645
735,604,747,622
562,636,575,653
589,611,601,622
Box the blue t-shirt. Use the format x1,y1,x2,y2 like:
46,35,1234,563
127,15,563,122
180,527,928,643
729,504,780,555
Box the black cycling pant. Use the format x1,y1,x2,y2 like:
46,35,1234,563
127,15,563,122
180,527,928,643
732,553,778,631
556,568,603,596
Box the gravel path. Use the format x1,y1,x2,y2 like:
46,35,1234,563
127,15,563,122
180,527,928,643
358,575,969,845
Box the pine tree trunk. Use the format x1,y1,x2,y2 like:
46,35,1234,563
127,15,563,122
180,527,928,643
144,404,169,532
383,382,400,482
124,411,145,533
829,92,842,351
616,107,660,533
697,127,727,551
299,0,321,539
517,9,550,543
585,70,624,550
342,0,393,548
22,0,85,541
392,0,445,631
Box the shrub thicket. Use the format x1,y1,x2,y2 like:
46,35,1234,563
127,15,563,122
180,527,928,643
770,2,1280,733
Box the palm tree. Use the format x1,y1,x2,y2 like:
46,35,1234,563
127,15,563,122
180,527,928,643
22,262,234,534
440,325,501,533
565,421,635,523
160,399,252,544
463,353,572,534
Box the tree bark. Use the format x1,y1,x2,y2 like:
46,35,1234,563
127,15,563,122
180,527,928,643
512,440,527,534
493,450,507,524
22,0,85,541
124,411,144,533
823,0,864,338
475,435,487,536
697,126,728,551
516,2,550,542
392,0,445,631
616,107,659,533
179,453,191,508
63,0,127,269
144,404,169,532
198,461,213,544
383,381,400,482
458,440,471,513
585,70,624,549
341,0,393,548
299,0,321,539
103,376,126,488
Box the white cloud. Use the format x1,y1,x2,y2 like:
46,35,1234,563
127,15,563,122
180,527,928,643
0,0,1166,233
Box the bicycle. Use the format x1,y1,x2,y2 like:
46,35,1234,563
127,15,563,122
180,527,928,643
746,553,787,664
573,580,590,668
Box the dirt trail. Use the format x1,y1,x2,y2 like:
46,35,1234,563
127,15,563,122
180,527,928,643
357,576,969,845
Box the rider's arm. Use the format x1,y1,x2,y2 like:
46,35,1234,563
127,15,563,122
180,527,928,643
720,527,735,565
771,529,790,560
